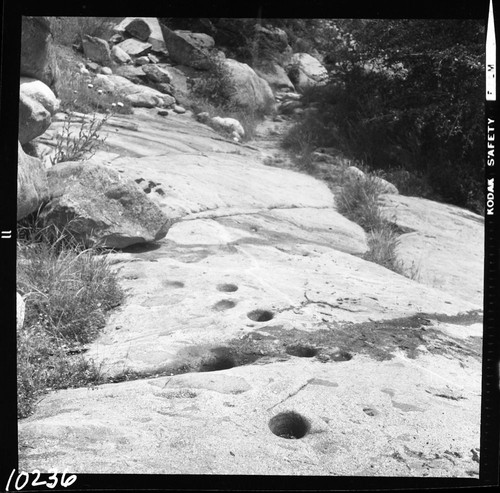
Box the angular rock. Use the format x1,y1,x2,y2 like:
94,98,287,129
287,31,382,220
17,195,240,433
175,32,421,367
111,44,132,64
222,59,276,114
287,52,328,91
254,24,289,49
113,65,147,82
160,26,213,70
255,62,295,91
18,93,51,144
147,53,159,64
154,82,175,95
135,56,150,66
40,162,173,248
82,35,112,66
17,142,49,220
115,38,152,57
20,16,59,92
141,64,172,83
114,17,166,52
17,293,25,331
124,18,152,42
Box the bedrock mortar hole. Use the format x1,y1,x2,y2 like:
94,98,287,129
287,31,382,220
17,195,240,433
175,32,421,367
212,299,237,311
197,347,262,372
269,411,310,439
217,283,239,292
198,355,236,372
247,309,274,322
285,345,318,358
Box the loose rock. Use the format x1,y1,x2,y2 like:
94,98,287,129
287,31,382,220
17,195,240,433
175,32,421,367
82,35,112,66
40,162,174,248
124,18,152,42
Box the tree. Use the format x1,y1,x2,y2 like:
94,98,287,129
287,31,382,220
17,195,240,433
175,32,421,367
313,19,485,212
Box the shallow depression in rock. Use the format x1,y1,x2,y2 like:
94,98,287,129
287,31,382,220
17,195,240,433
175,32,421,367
216,283,239,292
198,355,236,372
285,345,318,358
269,411,310,439
212,299,237,311
247,309,274,322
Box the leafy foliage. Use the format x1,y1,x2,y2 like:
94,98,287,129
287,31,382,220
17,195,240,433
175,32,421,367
49,112,110,165
288,19,485,213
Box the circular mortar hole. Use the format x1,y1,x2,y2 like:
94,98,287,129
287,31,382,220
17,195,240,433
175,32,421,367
217,283,239,293
285,345,318,358
330,351,353,362
363,407,378,417
198,355,236,372
212,299,237,311
247,309,274,322
269,411,310,439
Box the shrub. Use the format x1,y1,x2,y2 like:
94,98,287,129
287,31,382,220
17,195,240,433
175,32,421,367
17,216,123,418
189,55,236,108
51,17,121,47
49,112,110,165
334,169,413,276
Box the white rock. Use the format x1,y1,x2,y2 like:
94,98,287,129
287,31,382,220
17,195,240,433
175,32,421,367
210,116,245,138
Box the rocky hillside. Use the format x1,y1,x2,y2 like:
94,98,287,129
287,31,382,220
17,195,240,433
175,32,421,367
17,17,483,477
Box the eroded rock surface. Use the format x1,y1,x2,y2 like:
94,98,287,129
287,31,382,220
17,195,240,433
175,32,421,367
19,107,483,477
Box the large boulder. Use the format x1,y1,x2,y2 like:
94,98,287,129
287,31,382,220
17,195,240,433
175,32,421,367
17,142,49,220
155,65,191,104
254,24,289,50
115,38,152,57
19,78,59,144
141,64,172,83
113,17,167,52
92,74,175,108
82,35,113,66
222,59,276,114
124,18,152,42
20,77,59,115
19,94,51,145
40,162,173,249
255,62,295,91
287,52,328,91
20,16,59,92
160,26,214,69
